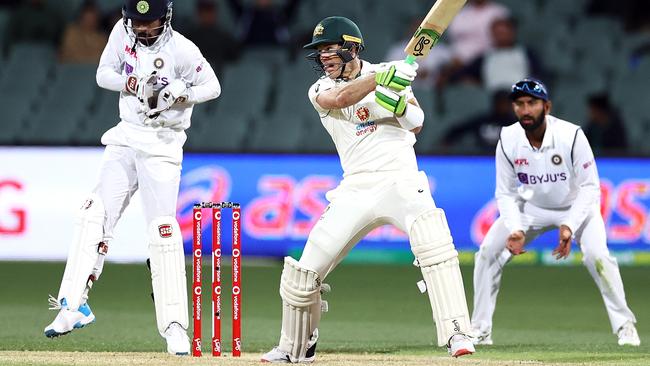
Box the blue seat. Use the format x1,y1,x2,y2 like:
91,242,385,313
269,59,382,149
0,95,32,145
18,64,97,145
78,90,120,145
248,112,306,152
216,60,272,115
186,107,252,152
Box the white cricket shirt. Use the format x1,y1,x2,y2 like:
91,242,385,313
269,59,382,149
308,61,419,177
96,21,220,130
495,115,601,234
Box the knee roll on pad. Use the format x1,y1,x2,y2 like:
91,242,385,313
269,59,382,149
409,209,458,267
57,194,107,310
148,216,189,335
278,257,323,362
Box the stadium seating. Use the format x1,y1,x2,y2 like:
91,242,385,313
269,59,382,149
248,112,307,152
186,107,252,152
77,89,120,146
216,60,272,116
18,64,97,145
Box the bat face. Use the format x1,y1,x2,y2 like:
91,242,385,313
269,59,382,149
403,0,467,61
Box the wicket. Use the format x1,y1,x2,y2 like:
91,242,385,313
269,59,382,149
192,201,242,357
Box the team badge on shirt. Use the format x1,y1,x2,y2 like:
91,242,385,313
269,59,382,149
154,58,165,69
355,106,370,122
551,154,562,165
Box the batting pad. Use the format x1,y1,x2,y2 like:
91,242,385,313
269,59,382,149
409,209,458,267
409,209,470,346
148,216,189,336
57,194,106,310
278,257,322,362
420,258,472,346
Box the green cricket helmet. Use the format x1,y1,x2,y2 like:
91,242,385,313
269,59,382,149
304,16,364,76
303,16,364,50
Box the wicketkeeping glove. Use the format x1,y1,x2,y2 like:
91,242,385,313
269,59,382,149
375,85,408,116
145,79,189,120
126,71,158,108
375,61,418,91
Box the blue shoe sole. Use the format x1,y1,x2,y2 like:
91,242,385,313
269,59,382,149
44,329,71,338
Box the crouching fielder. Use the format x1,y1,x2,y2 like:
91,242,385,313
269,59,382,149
43,0,220,355
261,16,474,363
471,78,639,346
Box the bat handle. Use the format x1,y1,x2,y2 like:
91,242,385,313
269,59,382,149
404,55,416,65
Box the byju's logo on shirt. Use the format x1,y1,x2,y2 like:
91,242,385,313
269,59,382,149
518,172,567,184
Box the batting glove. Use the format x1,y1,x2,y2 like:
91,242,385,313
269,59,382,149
375,61,418,91
375,85,408,116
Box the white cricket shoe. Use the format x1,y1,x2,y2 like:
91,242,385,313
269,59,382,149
44,297,95,338
163,322,190,355
261,329,319,363
469,328,493,345
447,334,475,358
617,321,640,346
260,347,293,363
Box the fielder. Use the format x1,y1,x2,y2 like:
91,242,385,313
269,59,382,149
43,0,220,355
471,78,640,346
261,16,475,363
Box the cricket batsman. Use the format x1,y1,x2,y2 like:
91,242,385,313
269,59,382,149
261,16,475,363
43,0,220,355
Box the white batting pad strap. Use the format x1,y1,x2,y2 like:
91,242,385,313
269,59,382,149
421,257,471,346
57,194,105,310
278,257,322,361
410,209,458,267
149,216,189,336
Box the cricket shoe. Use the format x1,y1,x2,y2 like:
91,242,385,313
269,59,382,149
469,327,493,345
163,322,190,355
447,334,475,358
617,321,640,346
260,329,319,363
44,296,95,338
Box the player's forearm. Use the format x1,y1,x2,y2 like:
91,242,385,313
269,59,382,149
563,183,600,233
187,77,221,104
318,74,376,109
496,195,524,233
96,67,127,92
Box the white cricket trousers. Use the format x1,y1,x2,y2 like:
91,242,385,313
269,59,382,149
471,202,637,334
96,122,186,241
298,170,436,279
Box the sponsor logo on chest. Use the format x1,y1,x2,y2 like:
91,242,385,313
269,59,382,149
517,172,567,185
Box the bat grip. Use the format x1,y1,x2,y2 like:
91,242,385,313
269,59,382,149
405,55,416,65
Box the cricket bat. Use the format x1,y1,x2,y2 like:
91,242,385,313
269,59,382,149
404,0,467,64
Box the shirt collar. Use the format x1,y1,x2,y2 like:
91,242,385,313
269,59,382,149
520,115,555,151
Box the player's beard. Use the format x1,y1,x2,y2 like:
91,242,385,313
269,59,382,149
136,27,163,47
518,111,545,131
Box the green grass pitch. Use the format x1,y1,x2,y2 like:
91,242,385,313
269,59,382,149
0,260,648,365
